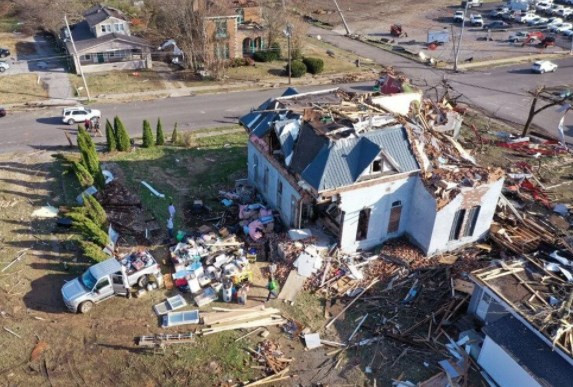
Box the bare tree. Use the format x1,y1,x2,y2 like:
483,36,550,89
522,86,572,137
148,0,208,71
14,0,86,34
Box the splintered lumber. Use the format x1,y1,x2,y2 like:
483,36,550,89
201,318,287,335
244,368,290,386
234,328,264,342
325,278,380,329
202,307,281,326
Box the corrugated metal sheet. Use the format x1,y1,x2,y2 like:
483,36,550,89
239,88,299,136
301,126,419,192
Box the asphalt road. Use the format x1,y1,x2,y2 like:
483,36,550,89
0,85,360,153
312,27,573,141
1,30,573,153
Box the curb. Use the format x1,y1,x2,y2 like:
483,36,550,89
4,70,378,111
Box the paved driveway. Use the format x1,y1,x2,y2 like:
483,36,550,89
2,34,74,103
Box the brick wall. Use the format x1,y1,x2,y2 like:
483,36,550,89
242,6,262,23
205,16,239,60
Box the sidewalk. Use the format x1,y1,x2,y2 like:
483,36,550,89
6,69,377,110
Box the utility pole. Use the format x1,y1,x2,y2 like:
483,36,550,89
284,23,293,85
64,14,91,101
332,0,351,36
453,1,469,72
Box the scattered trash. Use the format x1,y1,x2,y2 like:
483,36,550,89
141,181,165,198
31,205,58,218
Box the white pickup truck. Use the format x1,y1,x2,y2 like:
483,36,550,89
61,251,163,313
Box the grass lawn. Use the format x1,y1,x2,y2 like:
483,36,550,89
0,16,19,33
226,36,375,82
0,74,48,104
69,70,167,96
106,126,247,230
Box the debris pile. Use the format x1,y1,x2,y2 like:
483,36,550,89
200,306,287,335
407,122,504,209
473,257,573,358
249,340,292,374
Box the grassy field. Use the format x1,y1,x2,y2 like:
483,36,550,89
69,70,167,96
226,36,374,82
0,74,48,104
106,126,247,231
0,16,19,33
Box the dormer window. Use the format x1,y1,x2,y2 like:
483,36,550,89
371,155,394,174
101,24,112,33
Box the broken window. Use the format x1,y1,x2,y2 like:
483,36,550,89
387,200,402,233
253,155,259,183
277,180,283,210
370,155,395,175
449,209,466,241
263,167,269,193
463,206,481,237
356,208,371,241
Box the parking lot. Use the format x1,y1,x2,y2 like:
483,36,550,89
315,0,572,64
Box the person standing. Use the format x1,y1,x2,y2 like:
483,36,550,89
265,275,279,302
93,117,103,137
120,264,131,298
168,202,176,219
167,217,174,239
84,118,91,133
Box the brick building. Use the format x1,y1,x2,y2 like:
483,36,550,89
203,0,266,61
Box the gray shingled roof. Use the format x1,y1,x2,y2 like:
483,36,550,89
483,315,573,387
301,126,419,192
84,4,126,27
69,32,152,53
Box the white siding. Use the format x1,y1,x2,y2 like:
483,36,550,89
406,178,437,251
424,178,503,255
247,142,300,226
478,336,541,387
338,175,416,252
94,17,130,38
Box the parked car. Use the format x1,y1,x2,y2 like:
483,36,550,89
0,48,9,58
483,21,509,29
563,29,573,37
530,16,549,25
0,107,5,117
454,10,465,23
508,31,532,42
557,8,573,18
470,13,484,26
61,106,102,125
546,17,564,28
488,7,509,18
0,61,9,73
550,22,573,32
61,252,163,313
531,60,558,73
537,2,552,12
550,5,565,15
517,12,538,23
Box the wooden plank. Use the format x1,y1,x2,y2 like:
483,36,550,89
454,279,475,295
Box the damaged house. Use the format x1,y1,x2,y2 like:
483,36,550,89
239,88,504,256
468,260,573,386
